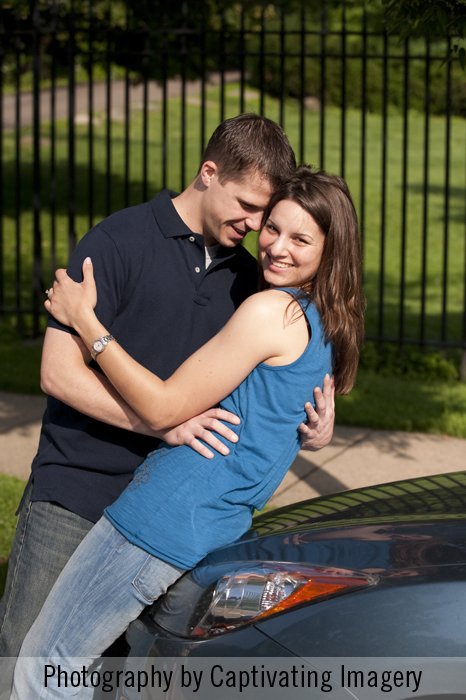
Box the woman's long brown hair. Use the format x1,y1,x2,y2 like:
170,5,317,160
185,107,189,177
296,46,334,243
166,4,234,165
259,165,365,394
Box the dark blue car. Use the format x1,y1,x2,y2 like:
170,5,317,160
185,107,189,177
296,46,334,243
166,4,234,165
118,471,466,699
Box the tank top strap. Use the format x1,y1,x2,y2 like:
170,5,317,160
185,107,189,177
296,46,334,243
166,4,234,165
274,287,323,339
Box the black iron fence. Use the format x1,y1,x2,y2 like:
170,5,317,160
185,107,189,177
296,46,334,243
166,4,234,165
1,0,466,363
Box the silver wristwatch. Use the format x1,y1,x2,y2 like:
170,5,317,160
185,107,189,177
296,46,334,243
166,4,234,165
91,334,116,361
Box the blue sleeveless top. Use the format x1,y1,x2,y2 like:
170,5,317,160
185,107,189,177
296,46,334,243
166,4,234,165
105,293,333,569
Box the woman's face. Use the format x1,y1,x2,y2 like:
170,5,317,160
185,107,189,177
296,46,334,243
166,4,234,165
258,199,326,289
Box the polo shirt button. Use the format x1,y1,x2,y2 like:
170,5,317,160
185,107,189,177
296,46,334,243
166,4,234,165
189,236,195,242
195,266,201,273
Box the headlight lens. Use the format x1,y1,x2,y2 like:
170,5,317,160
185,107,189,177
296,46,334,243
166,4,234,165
152,563,377,638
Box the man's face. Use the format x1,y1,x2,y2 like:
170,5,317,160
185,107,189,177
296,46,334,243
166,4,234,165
201,164,274,247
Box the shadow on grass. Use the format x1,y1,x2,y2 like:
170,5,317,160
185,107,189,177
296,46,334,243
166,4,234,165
406,182,466,224
362,269,466,345
1,154,158,223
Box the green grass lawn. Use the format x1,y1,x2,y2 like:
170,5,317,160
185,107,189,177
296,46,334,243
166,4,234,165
2,82,466,343
0,474,25,598
336,371,466,437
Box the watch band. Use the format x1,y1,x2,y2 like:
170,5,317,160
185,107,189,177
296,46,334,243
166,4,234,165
91,334,116,361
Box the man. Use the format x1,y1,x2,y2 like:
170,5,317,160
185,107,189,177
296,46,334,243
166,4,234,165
0,113,334,693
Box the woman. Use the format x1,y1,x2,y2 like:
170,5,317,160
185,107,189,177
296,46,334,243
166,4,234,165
11,166,364,699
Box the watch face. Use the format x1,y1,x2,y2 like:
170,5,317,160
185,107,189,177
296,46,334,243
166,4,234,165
94,340,104,353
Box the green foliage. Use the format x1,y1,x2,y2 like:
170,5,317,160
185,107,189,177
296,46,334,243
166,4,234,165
381,0,466,67
381,0,466,41
360,342,460,381
0,0,244,86
244,4,466,117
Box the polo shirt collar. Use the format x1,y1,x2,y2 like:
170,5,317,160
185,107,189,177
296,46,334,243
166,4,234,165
150,190,192,239
150,189,241,263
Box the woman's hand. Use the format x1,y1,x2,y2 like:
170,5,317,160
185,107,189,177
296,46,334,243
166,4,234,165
44,257,97,330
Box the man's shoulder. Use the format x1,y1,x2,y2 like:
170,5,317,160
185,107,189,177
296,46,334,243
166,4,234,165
97,190,183,240
97,198,156,236
82,191,175,252
233,244,259,272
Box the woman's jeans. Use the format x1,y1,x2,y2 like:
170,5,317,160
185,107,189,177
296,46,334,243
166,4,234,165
11,516,185,700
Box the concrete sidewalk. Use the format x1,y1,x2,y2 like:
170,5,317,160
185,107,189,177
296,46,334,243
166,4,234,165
1,391,465,506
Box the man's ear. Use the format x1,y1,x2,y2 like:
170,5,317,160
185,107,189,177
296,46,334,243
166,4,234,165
199,160,219,188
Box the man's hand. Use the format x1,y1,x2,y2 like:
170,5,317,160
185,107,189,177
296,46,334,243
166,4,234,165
160,408,241,459
299,374,335,452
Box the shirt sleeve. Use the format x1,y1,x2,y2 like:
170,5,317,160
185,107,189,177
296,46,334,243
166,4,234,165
47,226,126,336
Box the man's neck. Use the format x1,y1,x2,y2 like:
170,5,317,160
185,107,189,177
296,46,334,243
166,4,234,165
171,181,204,236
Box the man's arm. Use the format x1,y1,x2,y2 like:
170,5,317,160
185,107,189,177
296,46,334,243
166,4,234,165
298,374,335,451
41,327,241,454
41,327,160,435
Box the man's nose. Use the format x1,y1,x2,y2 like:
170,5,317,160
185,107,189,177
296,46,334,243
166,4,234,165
246,212,263,232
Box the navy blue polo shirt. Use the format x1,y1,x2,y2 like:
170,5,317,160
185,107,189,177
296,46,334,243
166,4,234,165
31,190,258,522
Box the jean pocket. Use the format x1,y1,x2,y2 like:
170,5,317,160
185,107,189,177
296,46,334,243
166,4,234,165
132,555,184,604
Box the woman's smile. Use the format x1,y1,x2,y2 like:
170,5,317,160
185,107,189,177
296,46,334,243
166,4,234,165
259,199,326,288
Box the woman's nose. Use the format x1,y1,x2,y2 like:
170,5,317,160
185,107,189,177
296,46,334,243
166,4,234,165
269,235,288,257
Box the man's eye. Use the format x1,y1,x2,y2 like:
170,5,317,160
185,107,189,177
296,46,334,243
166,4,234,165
242,204,257,212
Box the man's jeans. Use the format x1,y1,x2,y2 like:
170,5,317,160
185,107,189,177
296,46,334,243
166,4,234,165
0,482,94,700
11,515,184,700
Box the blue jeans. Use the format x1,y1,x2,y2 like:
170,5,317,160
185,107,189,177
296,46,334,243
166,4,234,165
0,482,94,700
11,516,185,700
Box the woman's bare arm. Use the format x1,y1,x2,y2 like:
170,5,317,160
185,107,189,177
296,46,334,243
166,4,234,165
45,258,306,431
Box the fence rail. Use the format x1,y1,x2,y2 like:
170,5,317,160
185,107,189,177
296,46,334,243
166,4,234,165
1,0,466,363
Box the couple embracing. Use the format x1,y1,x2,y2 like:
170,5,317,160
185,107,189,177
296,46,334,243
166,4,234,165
1,113,364,699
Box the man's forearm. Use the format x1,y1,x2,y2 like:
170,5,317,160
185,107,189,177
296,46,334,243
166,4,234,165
41,328,157,436
55,365,158,436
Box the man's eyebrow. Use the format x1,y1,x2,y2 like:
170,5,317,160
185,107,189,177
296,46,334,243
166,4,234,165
238,198,264,210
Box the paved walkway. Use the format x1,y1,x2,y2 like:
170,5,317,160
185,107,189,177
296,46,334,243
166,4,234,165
1,391,464,507
2,72,243,131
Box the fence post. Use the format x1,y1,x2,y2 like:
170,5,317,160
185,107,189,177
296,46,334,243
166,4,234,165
67,0,76,258
32,0,43,337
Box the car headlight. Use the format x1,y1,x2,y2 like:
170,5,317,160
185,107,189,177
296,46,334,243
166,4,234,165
152,563,377,638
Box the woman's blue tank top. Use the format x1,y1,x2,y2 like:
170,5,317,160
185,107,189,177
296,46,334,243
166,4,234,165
105,293,333,569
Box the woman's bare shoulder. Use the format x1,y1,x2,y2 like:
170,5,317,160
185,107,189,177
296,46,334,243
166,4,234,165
241,288,297,312
229,290,305,340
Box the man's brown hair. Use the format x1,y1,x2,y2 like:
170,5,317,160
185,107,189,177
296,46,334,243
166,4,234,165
200,113,296,188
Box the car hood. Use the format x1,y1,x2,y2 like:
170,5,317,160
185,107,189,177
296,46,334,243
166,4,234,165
197,471,466,574
248,471,466,537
